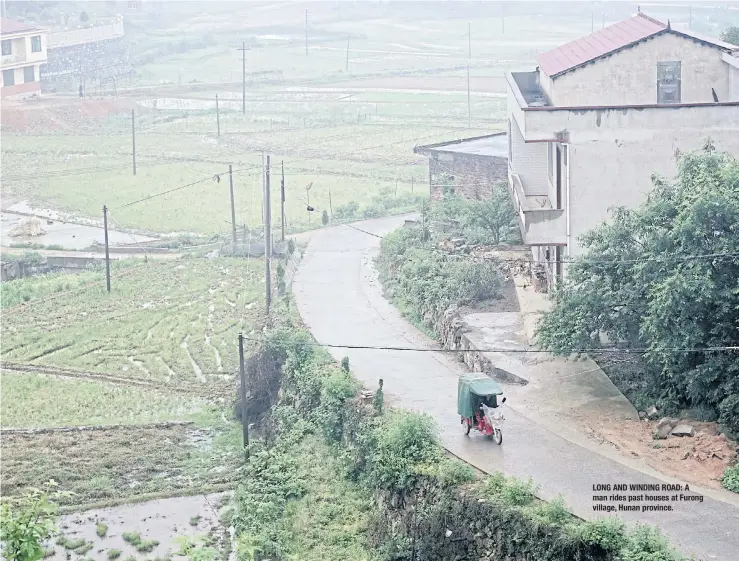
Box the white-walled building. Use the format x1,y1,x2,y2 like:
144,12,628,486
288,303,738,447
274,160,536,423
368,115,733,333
506,12,739,291
1,18,48,98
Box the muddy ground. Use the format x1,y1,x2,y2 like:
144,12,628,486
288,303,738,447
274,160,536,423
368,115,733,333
50,492,231,561
1,424,241,507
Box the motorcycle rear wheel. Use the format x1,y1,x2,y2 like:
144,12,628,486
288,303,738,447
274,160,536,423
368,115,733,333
494,429,503,445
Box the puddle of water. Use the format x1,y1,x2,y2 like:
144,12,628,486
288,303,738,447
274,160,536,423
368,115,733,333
2,208,155,251
51,493,230,561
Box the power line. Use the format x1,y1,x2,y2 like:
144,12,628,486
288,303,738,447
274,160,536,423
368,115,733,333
112,175,221,210
340,225,739,265
111,164,262,210
241,335,739,355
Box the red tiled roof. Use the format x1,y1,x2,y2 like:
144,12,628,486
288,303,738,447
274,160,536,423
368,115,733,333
0,18,40,36
536,13,739,78
537,13,667,78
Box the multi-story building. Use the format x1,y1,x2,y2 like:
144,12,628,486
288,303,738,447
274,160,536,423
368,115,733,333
506,12,739,290
1,18,48,98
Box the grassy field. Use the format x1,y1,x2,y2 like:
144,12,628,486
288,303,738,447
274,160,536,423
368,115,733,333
0,372,207,428
0,256,266,505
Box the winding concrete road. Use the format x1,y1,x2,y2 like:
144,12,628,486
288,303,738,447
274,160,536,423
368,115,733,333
293,215,739,561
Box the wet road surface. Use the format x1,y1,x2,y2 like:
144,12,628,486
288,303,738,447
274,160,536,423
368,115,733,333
293,215,739,561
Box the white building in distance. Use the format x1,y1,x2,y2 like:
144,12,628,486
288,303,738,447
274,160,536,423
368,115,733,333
1,18,48,98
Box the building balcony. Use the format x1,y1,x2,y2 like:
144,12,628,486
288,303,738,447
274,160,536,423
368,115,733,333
2,52,27,66
508,165,566,246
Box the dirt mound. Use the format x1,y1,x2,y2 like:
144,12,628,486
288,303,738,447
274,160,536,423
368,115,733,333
1,97,137,133
585,417,738,490
8,216,46,237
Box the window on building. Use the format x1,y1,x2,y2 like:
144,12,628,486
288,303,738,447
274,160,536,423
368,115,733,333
23,66,35,83
657,61,681,104
3,69,15,86
31,36,42,53
1,40,12,56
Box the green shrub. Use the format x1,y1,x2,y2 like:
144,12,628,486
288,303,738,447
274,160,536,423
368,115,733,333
722,464,739,493
718,395,739,436
1,485,60,561
377,223,505,330
417,458,475,487
622,524,681,561
287,238,296,256
333,201,359,220
107,549,122,560
317,370,359,441
531,496,571,526
484,472,536,507
321,210,329,225
362,204,384,219
340,356,350,372
368,412,441,493
570,518,627,551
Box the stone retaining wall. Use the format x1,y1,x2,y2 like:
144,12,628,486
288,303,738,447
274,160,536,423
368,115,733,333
437,306,528,385
374,479,609,561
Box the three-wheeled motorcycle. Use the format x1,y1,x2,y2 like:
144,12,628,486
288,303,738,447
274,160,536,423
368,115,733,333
458,372,506,444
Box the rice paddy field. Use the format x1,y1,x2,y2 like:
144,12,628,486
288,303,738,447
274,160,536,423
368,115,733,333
0,257,265,506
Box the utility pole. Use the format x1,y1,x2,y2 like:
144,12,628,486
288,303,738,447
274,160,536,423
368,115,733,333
216,94,220,137
103,205,111,293
280,160,285,242
689,5,692,29
346,36,350,71
468,22,471,60
591,8,594,32
238,41,250,115
467,23,471,128
264,156,272,315
305,10,309,55
131,109,136,175
229,165,237,247
238,334,249,460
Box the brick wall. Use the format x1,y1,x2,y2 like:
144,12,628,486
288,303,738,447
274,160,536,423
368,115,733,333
428,152,507,201
41,36,131,92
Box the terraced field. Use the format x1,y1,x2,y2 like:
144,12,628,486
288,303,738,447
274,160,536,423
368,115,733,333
0,257,266,506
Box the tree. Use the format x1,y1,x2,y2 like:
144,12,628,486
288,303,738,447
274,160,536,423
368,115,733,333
1,482,63,561
536,141,739,433
321,209,329,226
79,11,89,23
464,183,521,245
720,26,739,46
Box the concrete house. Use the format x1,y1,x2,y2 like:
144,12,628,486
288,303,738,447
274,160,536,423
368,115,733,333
506,12,739,291
1,18,48,98
414,133,508,201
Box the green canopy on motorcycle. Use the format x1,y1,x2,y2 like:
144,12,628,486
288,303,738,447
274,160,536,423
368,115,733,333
457,372,503,419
